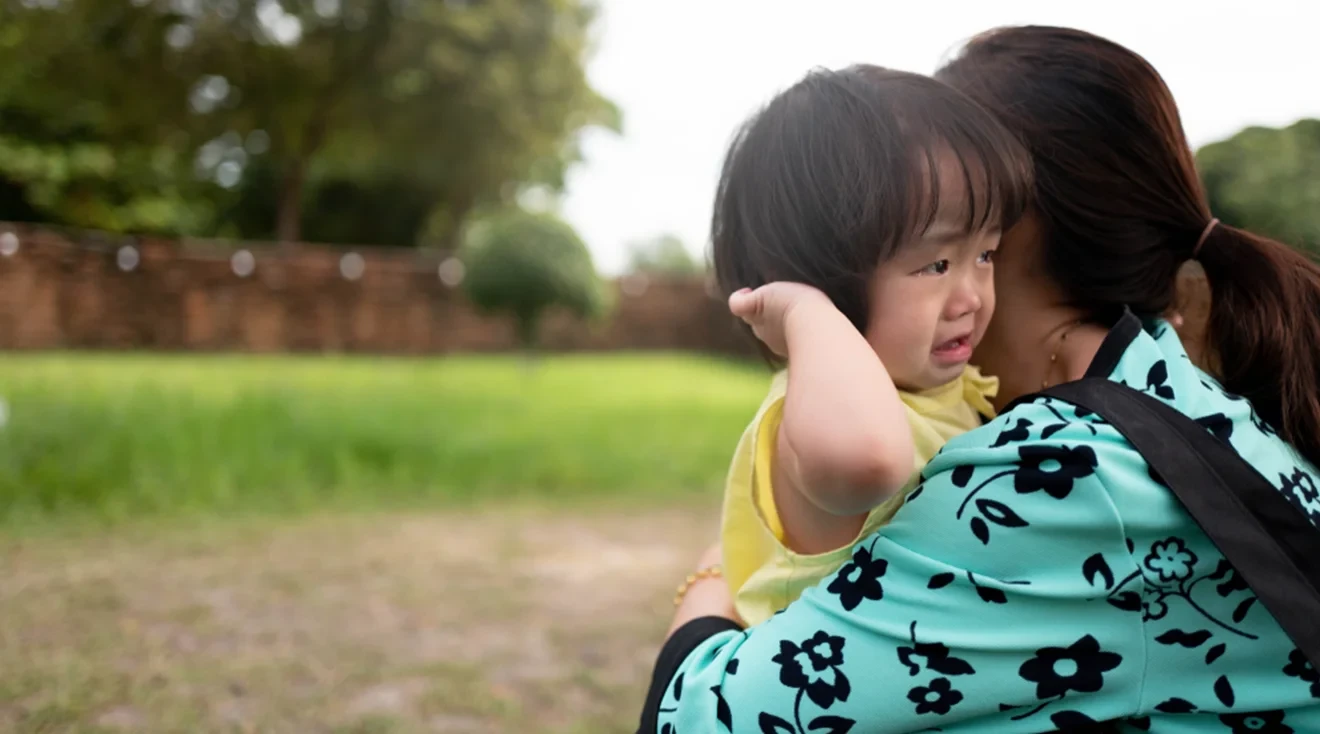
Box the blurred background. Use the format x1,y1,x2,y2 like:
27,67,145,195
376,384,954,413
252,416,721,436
0,1,1316,732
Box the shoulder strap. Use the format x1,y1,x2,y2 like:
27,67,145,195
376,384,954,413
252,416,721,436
1042,378,1320,668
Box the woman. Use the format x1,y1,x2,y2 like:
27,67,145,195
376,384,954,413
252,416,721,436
639,26,1320,733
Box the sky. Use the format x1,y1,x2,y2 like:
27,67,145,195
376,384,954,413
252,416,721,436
559,0,1320,275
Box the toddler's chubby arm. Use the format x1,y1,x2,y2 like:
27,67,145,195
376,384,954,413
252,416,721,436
729,283,914,554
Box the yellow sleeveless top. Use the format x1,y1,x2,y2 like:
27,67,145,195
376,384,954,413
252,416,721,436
721,366,998,626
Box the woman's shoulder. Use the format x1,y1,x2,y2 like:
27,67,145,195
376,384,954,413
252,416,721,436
866,394,1133,593
925,392,1123,482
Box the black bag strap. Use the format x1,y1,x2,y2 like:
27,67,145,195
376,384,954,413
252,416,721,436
1042,378,1320,668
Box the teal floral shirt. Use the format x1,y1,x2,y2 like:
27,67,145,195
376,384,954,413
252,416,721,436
642,311,1320,733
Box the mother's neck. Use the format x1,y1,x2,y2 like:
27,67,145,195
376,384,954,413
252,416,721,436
978,299,1111,411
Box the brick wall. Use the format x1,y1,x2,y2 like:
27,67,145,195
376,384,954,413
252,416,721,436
0,222,1211,360
0,223,753,356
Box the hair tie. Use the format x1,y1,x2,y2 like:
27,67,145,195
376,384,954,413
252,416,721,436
1193,218,1220,258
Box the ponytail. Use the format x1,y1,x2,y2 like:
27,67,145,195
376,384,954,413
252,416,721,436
1198,225,1320,469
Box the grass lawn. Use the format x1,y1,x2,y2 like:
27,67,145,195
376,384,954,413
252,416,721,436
0,352,769,525
0,352,762,731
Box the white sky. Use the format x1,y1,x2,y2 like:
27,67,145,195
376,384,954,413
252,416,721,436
560,0,1320,275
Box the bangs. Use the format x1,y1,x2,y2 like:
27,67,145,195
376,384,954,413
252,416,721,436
892,99,1034,244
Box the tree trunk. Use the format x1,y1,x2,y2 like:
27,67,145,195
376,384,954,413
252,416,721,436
429,194,474,252
270,3,392,249
515,312,540,351
276,159,306,246
515,313,541,374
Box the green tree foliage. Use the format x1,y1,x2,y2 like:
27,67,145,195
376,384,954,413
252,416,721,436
462,210,605,348
625,233,702,276
0,1,217,233
1197,118,1320,256
0,0,617,246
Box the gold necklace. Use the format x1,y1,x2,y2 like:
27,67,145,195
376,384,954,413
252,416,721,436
1041,319,1086,389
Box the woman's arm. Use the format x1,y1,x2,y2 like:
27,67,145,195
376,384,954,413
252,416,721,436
642,409,1145,733
730,284,915,554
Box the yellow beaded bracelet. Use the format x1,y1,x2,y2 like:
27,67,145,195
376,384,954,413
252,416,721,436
673,565,723,606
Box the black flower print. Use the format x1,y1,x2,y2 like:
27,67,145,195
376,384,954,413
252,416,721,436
1155,697,1197,714
764,632,857,734
1153,629,1213,649
1251,409,1279,438
1283,649,1320,698
1000,635,1125,722
1146,360,1175,401
710,685,733,731
907,678,964,716
772,631,852,709
1142,597,1169,622
1037,399,1100,437
1081,552,1116,590
1107,544,1259,640
1279,467,1319,505
1277,467,1320,529
1019,635,1123,700
893,623,973,719
1217,569,1250,598
1014,445,1098,499
1066,402,1105,434
802,631,844,670
1219,711,1293,733
896,622,977,677
953,444,1097,546
990,418,1033,448
826,545,887,611
1144,537,1199,584
1195,413,1234,444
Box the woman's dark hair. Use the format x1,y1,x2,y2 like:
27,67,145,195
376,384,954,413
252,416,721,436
710,65,1032,361
937,25,1320,469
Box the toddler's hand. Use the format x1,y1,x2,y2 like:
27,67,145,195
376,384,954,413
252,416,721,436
728,282,833,358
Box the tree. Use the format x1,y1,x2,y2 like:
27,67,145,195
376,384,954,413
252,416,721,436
314,0,621,248
0,1,222,233
0,0,618,246
625,233,703,276
462,209,605,349
1197,119,1320,257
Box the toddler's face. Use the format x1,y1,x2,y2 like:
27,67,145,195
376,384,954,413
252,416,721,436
864,219,999,391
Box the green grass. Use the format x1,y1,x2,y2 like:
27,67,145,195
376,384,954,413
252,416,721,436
0,352,768,524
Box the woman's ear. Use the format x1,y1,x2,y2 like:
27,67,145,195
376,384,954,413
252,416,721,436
1172,259,1217,375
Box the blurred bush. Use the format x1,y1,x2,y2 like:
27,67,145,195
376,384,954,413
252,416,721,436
1198,118,1320,256
462,209,607,348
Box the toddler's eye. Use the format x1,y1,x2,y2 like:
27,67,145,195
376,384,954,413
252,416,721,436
978,249,996,264
918,260,950,276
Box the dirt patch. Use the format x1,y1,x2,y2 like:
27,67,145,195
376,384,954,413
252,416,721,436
0,504,719,733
